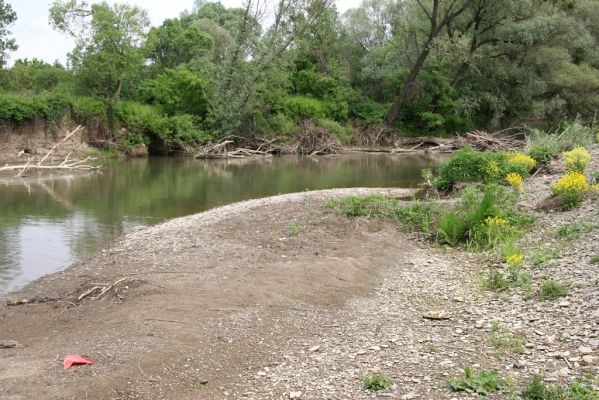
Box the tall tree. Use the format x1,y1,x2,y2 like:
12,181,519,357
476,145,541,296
386,0,470,125
0,0,17,67
49,0,150,104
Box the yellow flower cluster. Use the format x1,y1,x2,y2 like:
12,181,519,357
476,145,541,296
485,216,508,226
507,254,524,268
552,171,590,194
562,146,591,173
505,172,523,190
484,160,501,180
508,152,536,171
592,183,599,191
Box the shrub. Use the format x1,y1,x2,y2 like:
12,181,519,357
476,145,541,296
507,152,536,175
449,368,504,396
539,279,569,300
351,99,387,125
562,146,591,173
269,113,297,136
0,92,71,125
363,373,392,391
528,145,558,166
506,172,523,191
551,171,590,209
432,148,508,191
317,118,352,144
71,96,107,121
282,96,326,120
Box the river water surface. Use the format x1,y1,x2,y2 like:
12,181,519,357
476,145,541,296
0,153,447,294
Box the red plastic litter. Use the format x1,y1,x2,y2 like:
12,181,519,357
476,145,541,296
63,355,93,369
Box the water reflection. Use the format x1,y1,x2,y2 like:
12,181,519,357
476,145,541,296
0,153,448,293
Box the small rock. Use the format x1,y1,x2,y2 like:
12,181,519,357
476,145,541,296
558,301,570,308
289,391,302,399
582,355,596,365
402,392,418,399
308,345,320,353
578,346,592,354
423,310,450,320
589,339,599,347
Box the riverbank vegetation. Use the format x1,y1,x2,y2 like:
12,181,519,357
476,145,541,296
330,130,599,397
1,0,599,155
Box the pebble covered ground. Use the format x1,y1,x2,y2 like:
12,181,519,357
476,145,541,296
224,146,599,399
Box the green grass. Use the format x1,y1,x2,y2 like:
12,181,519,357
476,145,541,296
530,248,561,267
519,376,598,399
363,372,392,391
556,223,599,241
539,279,569,301
488,328,526,356
590,255,599,265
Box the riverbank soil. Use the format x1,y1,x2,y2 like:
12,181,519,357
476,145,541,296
1,147,598,399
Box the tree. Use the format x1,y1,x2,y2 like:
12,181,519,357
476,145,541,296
386,0,470,125
49,1,150,104
0,0,17,67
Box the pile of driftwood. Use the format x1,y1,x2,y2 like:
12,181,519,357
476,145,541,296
296,123,343,155
194,137,286,159
0,126,101,176
394,129,523,153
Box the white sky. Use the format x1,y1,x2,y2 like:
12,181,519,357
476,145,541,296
7,0,356,66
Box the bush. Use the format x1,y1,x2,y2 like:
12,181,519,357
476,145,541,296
351,99,387,125
317,118,352,143
528,145,558,166
432,148,509,191
282,96,326,120
0,92,71,125
363,372,392,391
269,113,297,136
71,96,107,121
562,146,591,173
507,152,536,175
551,171,590,209
506,172,523,191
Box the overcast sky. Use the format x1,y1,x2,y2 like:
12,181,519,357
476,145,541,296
7,0,355,66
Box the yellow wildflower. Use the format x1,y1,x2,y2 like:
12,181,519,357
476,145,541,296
485,216,508,226
507,254,524,268
552,171,589,209
562,147,591,173
505,172,523,191
508,152,536,172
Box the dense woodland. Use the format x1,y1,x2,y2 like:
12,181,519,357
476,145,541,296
0,0,598,153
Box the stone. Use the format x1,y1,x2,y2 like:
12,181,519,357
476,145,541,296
578,346,592,354
289,391,302,399
582,355,596,365
308,345,320,352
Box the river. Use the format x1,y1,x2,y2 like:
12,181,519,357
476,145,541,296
0,153,447,294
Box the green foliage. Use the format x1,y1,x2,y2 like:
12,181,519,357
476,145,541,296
539,279,569,301
71,96,107,121
590,255,599,265
0,92,71,125
0,0,17,67
5,59,71,94
528,145,558,166
488,326,526,356
282,96,327,120
363,372,392,391
138,66,211,117
317,118,352,143
432,148,509,191
449,368,504,396
520,376,598,400
327,194,395,218
351,99,387,126
556,223,599,240
393,202,439,233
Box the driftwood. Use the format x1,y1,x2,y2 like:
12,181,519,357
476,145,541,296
394,129,524,153
195,136,297,159
0,126,101,176
296,121,343,155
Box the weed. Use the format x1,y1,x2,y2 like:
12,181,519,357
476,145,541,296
552,171,590,209
590,255,599,265
520,376,598,399
556,223,599,240
363,372,392,391
327,195,396,218
491,321,503,332
449,368,504,396
562,146,591,173
539,279,569,301
426,344,438,353
485,270,510,291
488,328,526,356
393,202,439,233
530,248,561,267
